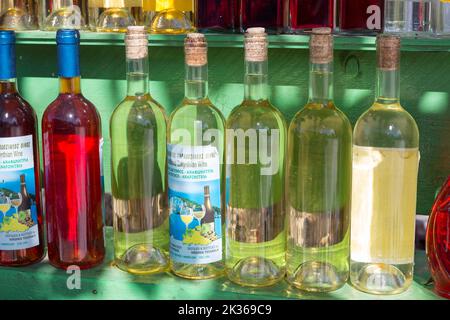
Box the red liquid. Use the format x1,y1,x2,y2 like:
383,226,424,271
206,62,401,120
196,0,236,31
338,0,384,33
426,176,450,299
42,90,104,270
290,0,334,31
0,82,45,266
240,0,284,32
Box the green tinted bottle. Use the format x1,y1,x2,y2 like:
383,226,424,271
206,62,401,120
286,28,352,292
110,26,169,275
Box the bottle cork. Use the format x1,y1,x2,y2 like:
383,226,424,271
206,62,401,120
125,26,148,60
310,27,333,64
377,34,400,71
185,33,207,67
245,27,268,62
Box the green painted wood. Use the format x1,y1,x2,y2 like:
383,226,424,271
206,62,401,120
0,227,442,300
10,33,450,214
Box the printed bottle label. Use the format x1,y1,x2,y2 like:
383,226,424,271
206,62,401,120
0,135,40,250
168,144,222,265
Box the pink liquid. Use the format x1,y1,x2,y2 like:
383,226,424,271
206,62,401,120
290,0,334,31
426,176,450,299
42,93,104,270
240,0,284,32
196,0,236,31
338,0,384,33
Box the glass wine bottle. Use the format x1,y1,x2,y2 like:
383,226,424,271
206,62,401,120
239,0,285,33
42,29,105,270
336,0,383,34
195,0,236,32
145,0,195,34
0,0,38,30
39,0,89,31
286,28,352,292
110,26,169,275
225,28,286,287
88,0,141,32
384,0,433,35
426,176,450,299
168,33,225,280
289,0,334,32
0,30,44,266
350,35,420,295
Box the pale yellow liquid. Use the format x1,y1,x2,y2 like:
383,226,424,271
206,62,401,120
0,204,11,213
193,211,205,220
181,215,193,225
350,145,419,294
10,199,21,208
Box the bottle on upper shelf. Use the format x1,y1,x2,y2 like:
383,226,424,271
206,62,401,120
0,0,38,30
350,35,420,295
195,0,237,32
336,0,384,34
42,29,105,270
225,28,287,287
288,0,334,33
167,33,225,280
110,26,169,275
144,0,195,34
286,28,352,292
0,30,45,266
432,0,450,35
88,0,143,33
426,176,450,299
39,0,88,31
384,0,433,36
239,0,285,34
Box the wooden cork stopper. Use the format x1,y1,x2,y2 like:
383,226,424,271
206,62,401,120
185,33,207,67
377,35,400,71
310,27,333,64
125,26,148,60
245,27,268,62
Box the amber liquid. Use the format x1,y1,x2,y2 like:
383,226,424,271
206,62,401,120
0,81,45,266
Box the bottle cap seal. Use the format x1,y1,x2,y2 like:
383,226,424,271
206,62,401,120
310,27,333,64
245,27,268,62
185,33,207,67
377,34,400,71
125,26,148,59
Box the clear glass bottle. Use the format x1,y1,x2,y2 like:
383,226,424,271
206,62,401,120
168,33,225,280
39,0,89,31
42,30,105,270
432,0,450,35
286,28,352,292
350,35,420,295
144,0,195,34
0,0,38,30
336,0,384,34
110,26,169,275
0,30,45,266
384,0,433,36
88,0,143,32
225,28,286,287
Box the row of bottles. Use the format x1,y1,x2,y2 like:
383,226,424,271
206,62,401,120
0,27,447,298
1,1,450,36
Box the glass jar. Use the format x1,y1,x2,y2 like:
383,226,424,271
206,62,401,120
89,0,143,33
0,0,38,30
39,0,89,31
144,0,195,34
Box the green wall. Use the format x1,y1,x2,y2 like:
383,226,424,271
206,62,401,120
14,35,450,214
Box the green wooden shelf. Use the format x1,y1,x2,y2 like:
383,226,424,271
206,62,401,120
0,227,443,300
13,30,450,51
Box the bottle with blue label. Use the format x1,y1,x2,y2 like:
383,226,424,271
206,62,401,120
0,30,45,266
168,33,225,279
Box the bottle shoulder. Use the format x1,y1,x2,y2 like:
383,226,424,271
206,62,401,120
169,98,225,128
353,103,419,148
0,92,37,130
227,100,286,130
111,95,167,126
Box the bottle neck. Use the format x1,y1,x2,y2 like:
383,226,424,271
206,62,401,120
0,79,17,94
20,182,28,196
185,64,208,101
308,62,333,104
376,68,400,104
57,42,81,94
59,77,81,94
127,56,149,97
244,59,268,102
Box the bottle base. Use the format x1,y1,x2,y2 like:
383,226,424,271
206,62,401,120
171,261,224,280
350,260,413,295
115,244,169,275
287,261,347,293
435,285,450,300
96,8,135,33
48,254,105,270
149,9,195,35
226,256,285,288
